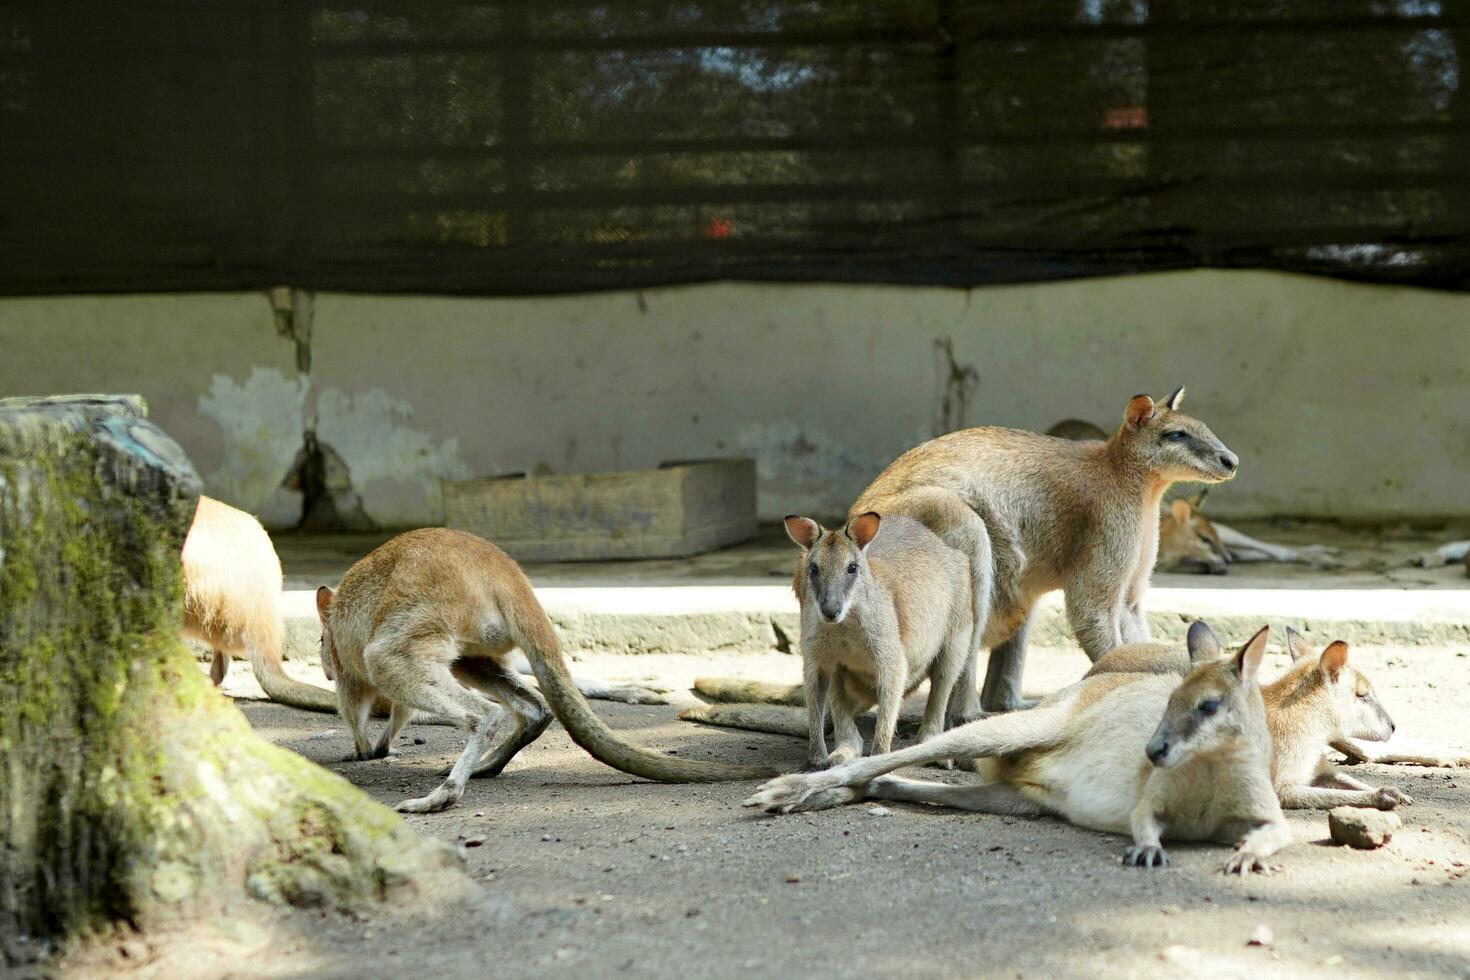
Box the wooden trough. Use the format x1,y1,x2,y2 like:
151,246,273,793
442,457,757,562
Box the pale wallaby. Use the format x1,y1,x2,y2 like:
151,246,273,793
182,495,337,713
785,512,972,768
1410,539,1470,571
744,624,1290,874
1265,628,1409,810
857,387,1237,714
316,528,775,812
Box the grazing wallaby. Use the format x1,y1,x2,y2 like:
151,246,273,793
857,387,1237,714
316,528,775,812
182,495,337,713
785,512,972,768
744,624,1290,875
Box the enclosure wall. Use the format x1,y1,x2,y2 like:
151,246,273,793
1,270,1462,527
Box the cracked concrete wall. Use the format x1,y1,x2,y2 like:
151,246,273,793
2,269,1468,525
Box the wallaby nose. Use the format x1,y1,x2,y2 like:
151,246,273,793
1146,738,1170,766
1219,451,1238,472
819,603,841,622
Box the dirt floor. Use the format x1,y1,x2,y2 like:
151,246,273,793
60,638,1470,980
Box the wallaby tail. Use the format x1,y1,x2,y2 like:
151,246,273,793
693,677,804,705
683,701,928,739
245,618,337,714
508,598,778,783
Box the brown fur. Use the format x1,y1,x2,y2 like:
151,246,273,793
181,496,336,713
785,513,972,767
1157,496,1229,574
856,388,1237,713
317,528,774,812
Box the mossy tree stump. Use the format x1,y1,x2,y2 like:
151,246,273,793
0,396,461,957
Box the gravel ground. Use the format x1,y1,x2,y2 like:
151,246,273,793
62,643,1470,980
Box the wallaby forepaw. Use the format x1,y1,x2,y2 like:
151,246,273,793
825,747,859,767
1222,852,1279,877
1374,787,1413,808
1121,845,1170,869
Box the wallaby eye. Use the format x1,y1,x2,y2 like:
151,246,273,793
846,562,858,575
1163,431,1189,443
1356,690,1369,700
1198,698,1221,716
808,563,818,577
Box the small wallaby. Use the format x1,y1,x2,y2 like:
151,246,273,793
182,495,337,713
858,387,1237,714
785,512,972,768
316,528,775,812
1264,628,1410,810
744,625,1291,875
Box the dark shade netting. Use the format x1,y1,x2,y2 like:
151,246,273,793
2,1,1469,296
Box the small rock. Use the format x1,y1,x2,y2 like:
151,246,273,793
541,834,553,842
1329,807,1400,849
1322,954,1345,967
1159,945,1202,966
118,939,149,960
786,873,801,884
866,805,892,817
1247,924,1274,947
1160,905,1182,916
463,835,486,848
413,737,425,745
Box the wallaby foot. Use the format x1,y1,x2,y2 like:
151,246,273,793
825,746,859,767
1121,845,1170,869
209,649,230,686
743,771,862,814
1372,786,1413,809
395,781,463,814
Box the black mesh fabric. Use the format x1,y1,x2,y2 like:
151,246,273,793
2,1,1468,296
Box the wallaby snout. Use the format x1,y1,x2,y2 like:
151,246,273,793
1145,733,1175,767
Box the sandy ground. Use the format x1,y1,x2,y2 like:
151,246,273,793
58,640,1470,980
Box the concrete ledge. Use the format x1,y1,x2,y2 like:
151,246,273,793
262,585,1470,664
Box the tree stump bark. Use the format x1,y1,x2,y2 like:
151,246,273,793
0,395,462,959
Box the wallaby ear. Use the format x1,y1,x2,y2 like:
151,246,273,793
1170,498,1192,526
1318,640,1350,681
1186,620,1223,662
315,585,334,619
1284,626,1314,663
1125,394,1155,428
1190,488,1209,510
784,515,822,549
846,512,882,551
1163,385,1186,411
1233,625,1270,683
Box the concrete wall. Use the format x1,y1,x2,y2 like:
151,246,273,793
2,270,1466,527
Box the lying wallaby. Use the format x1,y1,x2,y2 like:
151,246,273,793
1266,628,1409,809
745,624,1290,874
785,512,972,767
316,528,775,812
859,387,1237,714
1410,539,1470,572
182,495,337,713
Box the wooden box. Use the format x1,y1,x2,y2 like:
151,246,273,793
441,457,757,562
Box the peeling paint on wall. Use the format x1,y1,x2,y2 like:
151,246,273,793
197,367,308,525
736,421,882,518
315,387,470,525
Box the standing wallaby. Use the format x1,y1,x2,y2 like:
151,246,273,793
182,495,337,713
316,528,776,812
785,512,972,768
857,387,1237,715
745,625,1291,875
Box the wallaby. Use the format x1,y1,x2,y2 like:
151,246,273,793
785,512,972,768
857,387,1237,715
1264,628,1410,810
1410,539,1470,571
316,528,776,812
744,624,1290,874
182,495,337,713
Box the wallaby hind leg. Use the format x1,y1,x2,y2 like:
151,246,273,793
451,658,552,779
864,774,1044,815
826,667,866,767
980,614,1035,714
745,697,1073,814
367,638,504,813
209,649,230,686
922,625,972,769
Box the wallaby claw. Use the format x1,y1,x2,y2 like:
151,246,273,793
1121,845,1170,869
1222,852,1279,876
